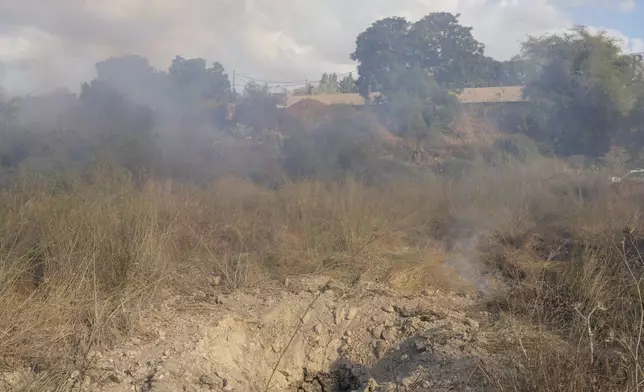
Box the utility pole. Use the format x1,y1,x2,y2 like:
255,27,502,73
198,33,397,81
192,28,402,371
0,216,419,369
232,70,236,95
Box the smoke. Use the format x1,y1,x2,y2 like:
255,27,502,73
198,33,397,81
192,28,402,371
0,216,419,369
2,0,636,94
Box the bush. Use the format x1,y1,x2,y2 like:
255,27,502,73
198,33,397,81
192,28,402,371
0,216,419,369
281,110,385,183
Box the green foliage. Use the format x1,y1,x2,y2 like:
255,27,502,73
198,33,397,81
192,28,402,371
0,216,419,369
338,73,358,93
406,13,485,89
73,81,158,171
318,73,339,93
95,55,167,110
351,17,411,98
377,67,460,142
519,26,641,157
351,12,524,96
0,99,32,168
483,134,542,166
281,110,385,182
233,81,283,133
169,56,232,107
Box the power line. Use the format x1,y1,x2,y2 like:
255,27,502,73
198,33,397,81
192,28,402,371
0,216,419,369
234,73,307,85
233,69,357,86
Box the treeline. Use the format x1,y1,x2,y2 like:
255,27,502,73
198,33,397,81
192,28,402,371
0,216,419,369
1,13,644,185
351,15,644,160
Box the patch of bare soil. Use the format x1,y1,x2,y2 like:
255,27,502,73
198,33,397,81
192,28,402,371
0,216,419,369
1,277,494,392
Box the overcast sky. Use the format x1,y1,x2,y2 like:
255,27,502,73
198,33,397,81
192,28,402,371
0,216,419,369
0,0,643,95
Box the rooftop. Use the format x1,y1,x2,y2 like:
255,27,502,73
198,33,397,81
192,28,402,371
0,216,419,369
282,86,526,107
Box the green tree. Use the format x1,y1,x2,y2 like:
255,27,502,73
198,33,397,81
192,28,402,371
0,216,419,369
406,13,485,88
380,67,460,144
618,59,644,158
318,73,339,93
351,17,411,98
338,73,358,93
0,98,31,168
351,12,498,96
519,26,639,157
319,73,329,93
168,56,232,108
74,80,157,171
233,81,282,133
281,108,385,182
95,55,167,109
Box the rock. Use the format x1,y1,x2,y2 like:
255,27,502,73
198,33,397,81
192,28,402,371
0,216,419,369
156,329,166,341
414,339,428,352
108,371,124,384
209,276,222,286
374,341,384,359
465,318,480,332
347,307,359,320
299,381,324,392
362,378,379,392
370,326,384,339
313,324,324,334
334,308,344,325
199,374,216,387
377,382,398,392
380,327,397,342
381,305,395,313
401,375,416,387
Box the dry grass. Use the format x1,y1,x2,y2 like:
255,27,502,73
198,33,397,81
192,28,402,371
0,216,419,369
0,167,448,384
1,157,644,391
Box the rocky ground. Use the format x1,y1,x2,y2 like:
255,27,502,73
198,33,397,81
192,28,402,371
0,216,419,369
1,276,497,392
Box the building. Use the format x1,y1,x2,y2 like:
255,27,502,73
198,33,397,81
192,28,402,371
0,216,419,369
282,86,526,108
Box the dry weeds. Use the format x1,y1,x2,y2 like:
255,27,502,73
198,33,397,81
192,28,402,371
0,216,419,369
1,159,643,391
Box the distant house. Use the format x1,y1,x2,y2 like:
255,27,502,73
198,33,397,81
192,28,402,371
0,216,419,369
283,86,526,108
285,92,381,108
458,86,526,104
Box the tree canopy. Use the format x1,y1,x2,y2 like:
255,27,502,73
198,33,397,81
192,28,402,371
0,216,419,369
519,26,642,157
351,13,523,97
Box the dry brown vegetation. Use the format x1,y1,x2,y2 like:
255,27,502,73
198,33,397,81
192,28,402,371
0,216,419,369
0,154,643,391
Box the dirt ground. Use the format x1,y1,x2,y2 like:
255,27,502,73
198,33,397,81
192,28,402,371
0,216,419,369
1,276,497,392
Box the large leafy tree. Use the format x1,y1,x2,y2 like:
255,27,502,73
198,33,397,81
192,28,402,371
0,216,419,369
520,26,640,157
168,56,233,108
74,80,157,170
351,17,411,98
233,81,282,133
406,13,485,88
95,55,166,109
351,12,515,97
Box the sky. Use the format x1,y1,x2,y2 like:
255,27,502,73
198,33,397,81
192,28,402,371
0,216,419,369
0,0,642,95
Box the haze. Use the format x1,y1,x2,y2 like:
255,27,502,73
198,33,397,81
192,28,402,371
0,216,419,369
1,0,642,95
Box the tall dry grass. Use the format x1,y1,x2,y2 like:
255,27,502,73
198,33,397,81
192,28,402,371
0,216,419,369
1,158,643,391
0,167,450,385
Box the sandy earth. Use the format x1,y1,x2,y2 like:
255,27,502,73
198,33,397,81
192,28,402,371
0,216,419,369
1,276,497,392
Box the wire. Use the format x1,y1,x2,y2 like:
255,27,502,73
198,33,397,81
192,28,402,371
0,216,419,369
233,69,357,86
234,73,308,85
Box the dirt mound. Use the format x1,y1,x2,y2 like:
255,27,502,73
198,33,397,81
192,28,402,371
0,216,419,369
0,277,494,392
285,99,335,124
